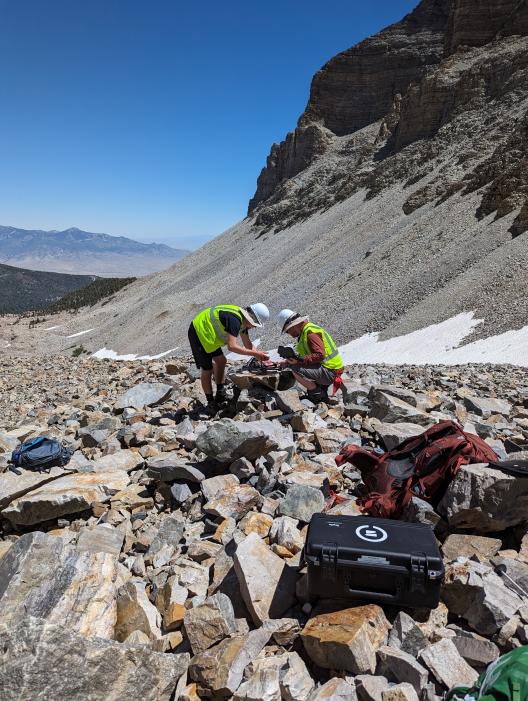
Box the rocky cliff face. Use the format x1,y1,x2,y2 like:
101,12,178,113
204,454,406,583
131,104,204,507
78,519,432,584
248,0,449,212
248,0,528,245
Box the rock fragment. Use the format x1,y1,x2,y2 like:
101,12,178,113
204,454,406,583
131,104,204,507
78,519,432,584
420,638,478,688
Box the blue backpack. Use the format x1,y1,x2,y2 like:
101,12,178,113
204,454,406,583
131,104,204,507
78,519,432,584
11,436,72,472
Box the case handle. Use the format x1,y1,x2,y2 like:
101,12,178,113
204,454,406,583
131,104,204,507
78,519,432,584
346,586,400,602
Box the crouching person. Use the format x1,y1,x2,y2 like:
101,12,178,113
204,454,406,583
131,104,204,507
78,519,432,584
278,309,344,403
189,303,270,410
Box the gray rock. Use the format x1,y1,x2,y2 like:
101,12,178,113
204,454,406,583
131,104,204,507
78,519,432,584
88,448,144,472
0,466,66,509
183,592,237,654
369,385,418,407
269,515,304,554
146,454,206,482
233,532,297,625
382,684,419,701
115,382,173,410
377,646,428,692
420,638,478,688
230,456,256,479
0,532,117,639
203,482,261,520
369,391,431,426
0,617,189,701
310,678,357,700
274,389,304,414
450,630,500,667
387,612,428,657
188,623,277,697
279,484,325,522
438,463,528,531
442,558,523,635
463,396,512,417
148,515,186,555
492,556,528,599
201,474,239,500
170,482,192,504
115,579,162,641
196,418,294,462
374,422,427,450
442,534,502,561
402,497,441,529
76,523,124,556
355,675,390,701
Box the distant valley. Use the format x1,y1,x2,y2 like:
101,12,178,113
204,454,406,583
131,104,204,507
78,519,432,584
0,225,188,276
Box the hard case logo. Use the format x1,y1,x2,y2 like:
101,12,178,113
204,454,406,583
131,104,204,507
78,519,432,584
355,525,388,543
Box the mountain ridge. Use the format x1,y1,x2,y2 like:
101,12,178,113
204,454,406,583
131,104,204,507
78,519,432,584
0,225,188,277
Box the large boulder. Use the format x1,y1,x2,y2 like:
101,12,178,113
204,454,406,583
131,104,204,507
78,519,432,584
196,419,294,462
442,558,523,635
115,382,173,410
279,484,325,523
374,422,428,451
438,463,528,531
183,593,237,655
369,391,431,426
147,454,206,482
233,532,297,626
301,605,390,674
463,395,512,417
0,532,118,639
0,466,66,509
0,617,189,701
1,470,130,525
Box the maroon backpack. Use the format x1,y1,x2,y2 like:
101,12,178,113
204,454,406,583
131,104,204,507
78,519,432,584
335,420,498,519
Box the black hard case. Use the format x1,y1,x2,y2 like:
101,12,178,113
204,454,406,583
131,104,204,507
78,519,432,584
304,514,444,609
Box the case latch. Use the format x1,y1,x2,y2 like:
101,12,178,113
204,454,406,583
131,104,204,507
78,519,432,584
410,552,427,593
319,543,338,570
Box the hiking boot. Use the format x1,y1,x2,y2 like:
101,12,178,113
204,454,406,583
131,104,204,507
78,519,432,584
306,386,329,404
215,386,229,404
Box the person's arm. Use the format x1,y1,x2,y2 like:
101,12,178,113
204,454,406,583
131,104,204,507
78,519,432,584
240,330,253,350
227,334,268,360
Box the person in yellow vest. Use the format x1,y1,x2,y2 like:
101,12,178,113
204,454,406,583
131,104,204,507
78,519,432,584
277,309,344,402
189,303,270,407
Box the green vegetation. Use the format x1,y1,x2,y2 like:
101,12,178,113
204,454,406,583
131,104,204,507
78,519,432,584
45,277,136,313
71,345,86,357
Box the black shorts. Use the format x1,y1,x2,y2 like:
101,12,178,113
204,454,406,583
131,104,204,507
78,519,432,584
188,323,223,370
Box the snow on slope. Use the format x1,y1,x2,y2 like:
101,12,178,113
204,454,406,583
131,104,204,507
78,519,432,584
91,312,528,366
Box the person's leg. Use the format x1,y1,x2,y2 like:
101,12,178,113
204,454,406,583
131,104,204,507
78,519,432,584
201,369,214,398
292,370,317,391
213,353,227,386
189,323,215,405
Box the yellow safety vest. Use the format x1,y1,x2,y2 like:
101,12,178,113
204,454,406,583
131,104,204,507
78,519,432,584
296,322,343,371
193,305,245,353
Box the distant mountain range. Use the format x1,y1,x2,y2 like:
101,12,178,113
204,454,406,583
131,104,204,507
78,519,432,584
0,225,188,276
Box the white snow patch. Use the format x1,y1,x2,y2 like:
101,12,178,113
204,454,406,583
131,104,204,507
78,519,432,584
43,325,62,331
339,312,528,366
92,347,178,361
67,328,94,339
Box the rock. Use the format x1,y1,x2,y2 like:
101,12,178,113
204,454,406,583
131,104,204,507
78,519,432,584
314,427,349,453
271,618,302,646
77,523,124,555
204,482,261,520
274,389,304,414
492,556,528,599
0,617,189,701
443,558,523,635
240,511,274,537
420,638,478,688
201,473,240,500
463,396,512,417
269,515,304,554
301,605,390,674
355,675,390,701
438,463,528,531
171,482,192,504
382,684,419,701
233,532,297,625
183,593,237,654
115,382,173,410
196,418,294,462
230,456,256,479
115,578,162,641
0,532,117,639
369,391,431,426
1,470,129,525
147,454,206,482
279,484,325,522
233,658,282,701
377,646,429,691
387,612,428,656
442,534,502,561
402,497,441,529
0,466,66,508
188,624,276,697
450,630,500,667
310,678,357,700
148,514,185,555
89,449,144,472
280,651,315,701
374,422,427,451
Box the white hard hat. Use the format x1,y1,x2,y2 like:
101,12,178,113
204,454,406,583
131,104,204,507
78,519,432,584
242,302,269,328
278,309,308,333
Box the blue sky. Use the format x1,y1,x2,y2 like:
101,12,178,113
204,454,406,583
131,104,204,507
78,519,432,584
0,0,417,249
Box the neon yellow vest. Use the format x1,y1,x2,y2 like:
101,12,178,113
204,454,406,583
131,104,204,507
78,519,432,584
193,305,244,353
296,322,343,371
